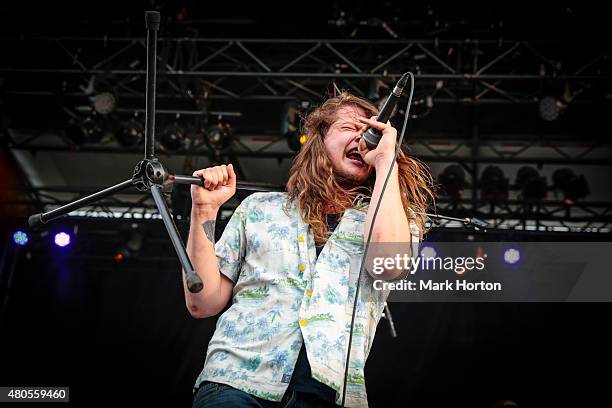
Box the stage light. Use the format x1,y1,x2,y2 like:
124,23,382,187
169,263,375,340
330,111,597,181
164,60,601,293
538,96,567,121
206,123,232,151
539,84,575,122
552,168,590,203
65,115,104,145
438,165,466,199
54,232,71,248
368,79,390,112
407,95,434,119
420,245,437,259
515,166,547,202
286,130,308,152
480,165,509,204
81,116,105,142
93,91,117,115
13,230,29,246
114,227,144,262
160,123,186,152
283,100,310,152
503,248,521,265
117,117,144,147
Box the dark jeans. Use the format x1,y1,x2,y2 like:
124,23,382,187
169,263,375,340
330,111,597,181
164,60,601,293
192,381,337,408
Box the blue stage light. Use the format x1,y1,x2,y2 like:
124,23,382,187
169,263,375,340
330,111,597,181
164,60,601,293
13,230,29,246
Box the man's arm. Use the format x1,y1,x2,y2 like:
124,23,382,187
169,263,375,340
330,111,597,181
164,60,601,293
182,164,237,319
358,116,416,281
183,207,234,319
364,160,414,280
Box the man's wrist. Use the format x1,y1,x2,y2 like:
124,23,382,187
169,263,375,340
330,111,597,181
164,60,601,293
191,205,219,220
374,156,396,173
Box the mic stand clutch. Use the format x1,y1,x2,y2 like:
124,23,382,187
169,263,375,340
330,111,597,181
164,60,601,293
27,12,281,293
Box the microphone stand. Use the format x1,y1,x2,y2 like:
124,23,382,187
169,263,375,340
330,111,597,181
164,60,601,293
419,212,489,231
382,303,398,338
27,11,280,293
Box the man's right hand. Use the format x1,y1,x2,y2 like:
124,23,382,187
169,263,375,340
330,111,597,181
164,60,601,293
191,164,237,211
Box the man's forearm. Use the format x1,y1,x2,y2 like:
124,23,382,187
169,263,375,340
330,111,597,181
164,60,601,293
365,160,411,244
365,161,413,280
183,207,229,317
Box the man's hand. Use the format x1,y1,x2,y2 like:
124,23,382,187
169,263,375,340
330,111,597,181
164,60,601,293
191,164,237,212
356,116,398,169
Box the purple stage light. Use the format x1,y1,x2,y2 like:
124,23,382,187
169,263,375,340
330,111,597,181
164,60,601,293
54,232,71,248
503,248,521,265
420,245,437,259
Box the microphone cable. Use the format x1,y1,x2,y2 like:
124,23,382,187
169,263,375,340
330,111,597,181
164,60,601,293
341,72,415,407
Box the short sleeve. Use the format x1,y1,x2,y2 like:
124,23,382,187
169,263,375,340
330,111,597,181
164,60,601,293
407,207,421,258
214,196,251,283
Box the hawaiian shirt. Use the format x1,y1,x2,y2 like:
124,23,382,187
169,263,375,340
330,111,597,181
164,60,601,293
194,192,420,407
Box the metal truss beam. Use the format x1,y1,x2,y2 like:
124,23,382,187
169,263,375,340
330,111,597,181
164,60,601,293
3,35,612,232
3,186,611,234
2,36,611,103
6,132,612,166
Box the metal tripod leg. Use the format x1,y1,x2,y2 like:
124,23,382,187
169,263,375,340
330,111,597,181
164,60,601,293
150,185,203,293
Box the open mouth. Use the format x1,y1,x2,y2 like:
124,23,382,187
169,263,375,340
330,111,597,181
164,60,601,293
345,149,366,166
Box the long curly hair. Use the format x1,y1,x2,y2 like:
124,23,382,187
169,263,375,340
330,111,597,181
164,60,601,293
285,91,436,245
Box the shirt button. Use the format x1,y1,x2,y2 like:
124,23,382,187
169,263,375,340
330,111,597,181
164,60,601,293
298,264,305,271
297,235,304,242
306,290,313,297
299,319,308,327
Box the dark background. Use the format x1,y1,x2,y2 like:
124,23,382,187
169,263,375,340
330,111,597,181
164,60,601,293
2,228,611,407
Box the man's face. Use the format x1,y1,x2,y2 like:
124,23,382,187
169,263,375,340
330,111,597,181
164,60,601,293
323,105,374,185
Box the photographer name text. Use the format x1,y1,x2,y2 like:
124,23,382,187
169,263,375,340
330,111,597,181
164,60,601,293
374,279,502,292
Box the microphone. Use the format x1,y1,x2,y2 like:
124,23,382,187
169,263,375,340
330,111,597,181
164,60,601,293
362,73,410,150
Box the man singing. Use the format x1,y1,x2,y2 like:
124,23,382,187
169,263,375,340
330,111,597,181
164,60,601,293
186,91,434,407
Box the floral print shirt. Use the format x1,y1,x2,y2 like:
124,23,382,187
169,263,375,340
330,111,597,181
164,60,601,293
194,192,420,407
